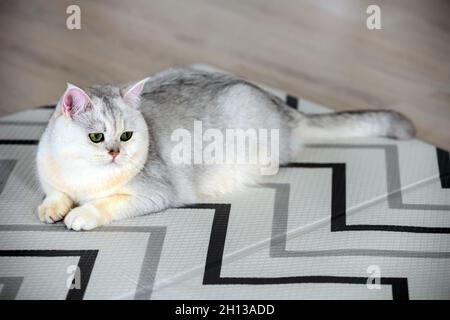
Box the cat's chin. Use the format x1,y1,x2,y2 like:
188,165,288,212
88,160,121,167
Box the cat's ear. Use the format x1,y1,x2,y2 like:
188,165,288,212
60,83,92,118
121,78,148,108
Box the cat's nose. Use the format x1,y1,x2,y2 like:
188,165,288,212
109,149,120,159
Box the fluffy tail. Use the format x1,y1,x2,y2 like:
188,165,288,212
296,110,416,142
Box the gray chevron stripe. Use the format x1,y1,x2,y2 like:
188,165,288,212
0,277,23,300
307,144,450,210
0,224,166,300
264,183,450,258
0,160,16,195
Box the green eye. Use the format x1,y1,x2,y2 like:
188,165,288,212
120,131,133,142
88,133,104,143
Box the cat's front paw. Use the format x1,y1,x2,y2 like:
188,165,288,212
64,204,109,231
38,193,73,223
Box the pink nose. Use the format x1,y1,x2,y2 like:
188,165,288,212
109,150,120,158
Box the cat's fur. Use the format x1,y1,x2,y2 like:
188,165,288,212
37,67,415,230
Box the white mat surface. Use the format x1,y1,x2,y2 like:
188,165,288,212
0,65,449,300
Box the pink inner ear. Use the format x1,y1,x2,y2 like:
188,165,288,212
63,93,73,115
63,88,90,117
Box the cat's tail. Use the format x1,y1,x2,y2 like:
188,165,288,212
294,110,416,142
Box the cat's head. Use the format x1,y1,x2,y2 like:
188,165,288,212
50,79,149,171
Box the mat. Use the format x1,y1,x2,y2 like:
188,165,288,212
0,65,449,300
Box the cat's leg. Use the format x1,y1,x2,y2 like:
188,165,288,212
64,194,132,231
64,194,167,231
38,190,74,223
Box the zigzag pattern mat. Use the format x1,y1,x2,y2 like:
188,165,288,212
0,65,449,300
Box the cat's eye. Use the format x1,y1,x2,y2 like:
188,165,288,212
88,133,104,143
120,131,133,142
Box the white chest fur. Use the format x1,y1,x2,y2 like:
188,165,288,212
37,146,137,204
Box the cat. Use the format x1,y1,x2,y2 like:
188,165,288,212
36,67,415,231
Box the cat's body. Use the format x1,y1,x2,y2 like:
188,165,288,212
37,67,415,230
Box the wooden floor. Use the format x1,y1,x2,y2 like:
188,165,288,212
0,0,449,149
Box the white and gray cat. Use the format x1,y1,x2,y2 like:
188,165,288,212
37,67,415,230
